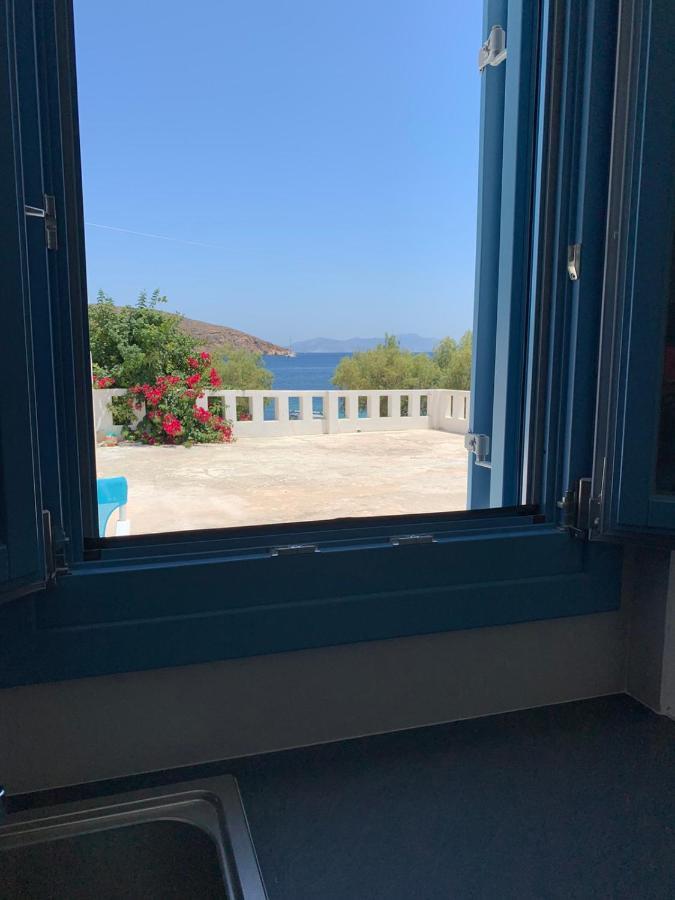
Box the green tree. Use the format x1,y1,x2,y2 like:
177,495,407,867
209,345,274,390
89,290,198,387
433,331,472,390
331,335,442,389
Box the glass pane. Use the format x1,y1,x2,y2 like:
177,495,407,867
655,230,675,494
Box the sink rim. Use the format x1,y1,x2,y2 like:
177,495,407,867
0,775,267,900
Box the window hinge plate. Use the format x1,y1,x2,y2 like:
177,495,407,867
25,194,58,250
42,510,70,584
465,432,491,466
557,477,600,538
478,25,507,72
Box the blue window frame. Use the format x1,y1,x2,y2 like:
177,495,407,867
592,0,675,540
0,0,635,686
0,0,48,600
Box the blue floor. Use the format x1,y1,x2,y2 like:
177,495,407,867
232,696,675,899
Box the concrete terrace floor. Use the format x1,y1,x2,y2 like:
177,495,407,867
96,430,469,535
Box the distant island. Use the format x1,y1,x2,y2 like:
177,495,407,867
291,333,440,353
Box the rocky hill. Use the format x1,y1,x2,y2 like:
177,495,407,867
178,315,291,356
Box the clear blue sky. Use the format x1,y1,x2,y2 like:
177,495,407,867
74,1,481,346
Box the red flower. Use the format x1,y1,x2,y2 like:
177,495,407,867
186,373,201,388
200,351,210,362
208,367,222,387
143,385,164,406
162,414,182,437
194,405,211,424
93,375,115,389
166,375,181,384
187,357,199,369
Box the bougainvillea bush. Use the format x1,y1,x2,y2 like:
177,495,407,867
106,352,234,445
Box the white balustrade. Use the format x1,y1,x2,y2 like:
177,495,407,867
93,388,470,440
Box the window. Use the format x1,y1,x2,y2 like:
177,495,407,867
1,0,645,686
77,1,488,535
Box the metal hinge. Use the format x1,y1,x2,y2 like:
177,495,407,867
567,243,581,281
42,510,69,584
465,432,491,467
557,477,601,538
25,194,58,250
478,25,507,72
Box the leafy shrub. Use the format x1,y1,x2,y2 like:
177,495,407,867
89,289,198,387
108,394,137,427
331,333,472,390
210,345,274,389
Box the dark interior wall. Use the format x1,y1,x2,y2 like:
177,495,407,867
1,609,625,794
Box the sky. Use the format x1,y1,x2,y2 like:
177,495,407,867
73,1,482,346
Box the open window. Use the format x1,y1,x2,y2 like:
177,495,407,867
0,0,631,682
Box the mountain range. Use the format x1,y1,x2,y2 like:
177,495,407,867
291,334,440,353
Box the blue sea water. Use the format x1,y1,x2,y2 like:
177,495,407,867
262,352,350,390
260,352,351,419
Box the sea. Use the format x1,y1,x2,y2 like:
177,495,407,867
262,352,350,390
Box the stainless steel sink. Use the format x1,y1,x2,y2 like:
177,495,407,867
0,775,267,899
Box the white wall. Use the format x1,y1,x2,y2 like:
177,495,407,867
0,610,625,793
92,388,470,440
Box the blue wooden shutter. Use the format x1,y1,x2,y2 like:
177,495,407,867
468,0,539,509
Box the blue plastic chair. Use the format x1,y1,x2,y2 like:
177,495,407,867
97,476,129,537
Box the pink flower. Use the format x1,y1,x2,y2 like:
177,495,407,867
208,368,222,387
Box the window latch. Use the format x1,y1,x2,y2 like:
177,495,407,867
270,543,318,557
478,25,507,72
25,194,58,250
465,432,491,467
390,534,435,547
